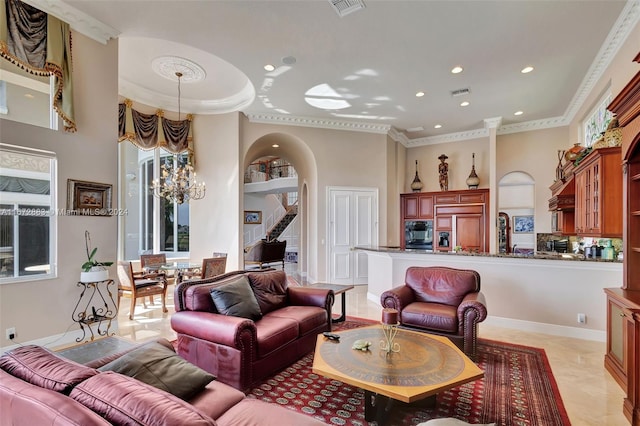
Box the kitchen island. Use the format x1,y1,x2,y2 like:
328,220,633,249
356,246,622,341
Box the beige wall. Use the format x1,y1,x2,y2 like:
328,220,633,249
239,121,390,282
0,34,118,347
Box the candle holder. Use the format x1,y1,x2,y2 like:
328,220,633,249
380,323,400,353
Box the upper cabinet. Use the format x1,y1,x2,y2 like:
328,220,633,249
401,193,433,220
573,147,622,238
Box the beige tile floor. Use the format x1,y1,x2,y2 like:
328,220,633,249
116,280,628,426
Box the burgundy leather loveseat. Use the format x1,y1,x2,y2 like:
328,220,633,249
0,338,325,425
171,269,334,391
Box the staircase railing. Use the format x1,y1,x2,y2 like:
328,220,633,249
266,201,298,241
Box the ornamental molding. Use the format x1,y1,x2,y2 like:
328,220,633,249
119,78,255,115
404,128,490,148
245,113,392,134
562,0,640,123
22,0,120,44
497,116,569,136
0,150,50,173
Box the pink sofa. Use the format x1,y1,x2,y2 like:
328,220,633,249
171,269,334,391
0,339,324,426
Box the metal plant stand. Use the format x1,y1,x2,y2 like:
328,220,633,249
72,279,117,342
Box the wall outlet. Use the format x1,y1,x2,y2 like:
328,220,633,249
577,313,586,324
5,327,16,340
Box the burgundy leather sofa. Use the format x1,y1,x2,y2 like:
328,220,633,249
380,266,487,359
171,269,334,391
0,339,325,426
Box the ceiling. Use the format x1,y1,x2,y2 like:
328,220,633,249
34,1,639,145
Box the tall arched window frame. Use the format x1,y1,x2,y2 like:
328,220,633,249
120,143,189,261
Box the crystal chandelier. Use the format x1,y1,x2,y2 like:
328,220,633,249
152,157,205,204
151,71,205,204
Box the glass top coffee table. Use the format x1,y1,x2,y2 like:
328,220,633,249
312,325,483,425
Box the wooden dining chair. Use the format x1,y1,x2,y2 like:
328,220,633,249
202,256,227,278
116,261,168,320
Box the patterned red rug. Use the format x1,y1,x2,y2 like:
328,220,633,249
247,317,570,426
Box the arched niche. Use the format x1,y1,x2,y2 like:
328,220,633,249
498,171,535,254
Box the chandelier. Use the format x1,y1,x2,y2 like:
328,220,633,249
151,71,206,204
152,157,205,204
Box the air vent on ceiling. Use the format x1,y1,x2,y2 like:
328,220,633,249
329,0,366,17
451,88,471,97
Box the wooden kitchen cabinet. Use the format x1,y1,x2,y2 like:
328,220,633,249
605,53,640,425
402,189,489,252
605,288,640,425
401,193,433,219
573,146,622,237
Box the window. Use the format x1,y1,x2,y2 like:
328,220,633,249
120,144,189,260
0,65,57,130
0,144,57,282
583,92,613,147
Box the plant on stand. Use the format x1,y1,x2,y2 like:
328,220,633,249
80,230,113,282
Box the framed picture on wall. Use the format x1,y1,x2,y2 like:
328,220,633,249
244,210,262,224
67,179,113,216
513,215,534,233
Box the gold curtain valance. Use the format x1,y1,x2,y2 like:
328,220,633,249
118,100,194,156
0,0,75,132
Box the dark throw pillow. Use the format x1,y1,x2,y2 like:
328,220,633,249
209,275,262,321
98,341,215,401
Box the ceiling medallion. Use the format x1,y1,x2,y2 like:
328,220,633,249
151,56,206,83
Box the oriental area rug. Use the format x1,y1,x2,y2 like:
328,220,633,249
247,318,570,426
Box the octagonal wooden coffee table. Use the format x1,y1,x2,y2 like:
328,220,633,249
312,325,483,425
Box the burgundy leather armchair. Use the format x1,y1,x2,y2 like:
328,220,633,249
171,269,334,391
380,266,487,359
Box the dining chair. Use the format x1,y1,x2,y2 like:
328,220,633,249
202,256,227,278
116,261,168,320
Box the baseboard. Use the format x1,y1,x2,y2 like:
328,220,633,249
483,316,606,342
365,292,606,342
0,320,120,353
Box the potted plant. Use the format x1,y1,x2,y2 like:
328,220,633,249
80,230,113,282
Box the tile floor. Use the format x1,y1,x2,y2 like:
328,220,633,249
116,276,628,426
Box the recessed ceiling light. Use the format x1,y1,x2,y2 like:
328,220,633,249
521,66,534,74
514,111,524,116
434,124,442,129
272,144,280,148
264,64,275,71
24,93,34,99
451,66,463,74
415,91,425,97
460,101,470,107
406,126,424,132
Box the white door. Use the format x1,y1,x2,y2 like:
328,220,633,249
328,187,378,284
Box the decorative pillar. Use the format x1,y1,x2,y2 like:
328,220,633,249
484,117,502,254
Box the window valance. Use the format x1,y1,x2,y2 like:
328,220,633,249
118,99,194,156
0,0,75,132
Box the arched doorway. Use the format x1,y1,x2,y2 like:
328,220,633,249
498,171,535,254
243,133,317,280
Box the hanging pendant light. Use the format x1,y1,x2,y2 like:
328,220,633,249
151,71,206,204
466,153,480,189
411,160,424,192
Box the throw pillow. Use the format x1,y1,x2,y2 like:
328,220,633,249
0,345,97,394
210,275,263,321
247,270,288,315
98,341,215,401
70,371,216,426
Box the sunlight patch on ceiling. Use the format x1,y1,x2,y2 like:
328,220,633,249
305,83,352,110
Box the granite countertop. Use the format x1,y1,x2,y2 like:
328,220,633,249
353,246,622,263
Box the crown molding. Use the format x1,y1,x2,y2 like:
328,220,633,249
562,0,640,123
498,116,569,135
23,0,120,44
245,113,391,134
484,117,503,129
119,78,255,115
404,128,490,148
